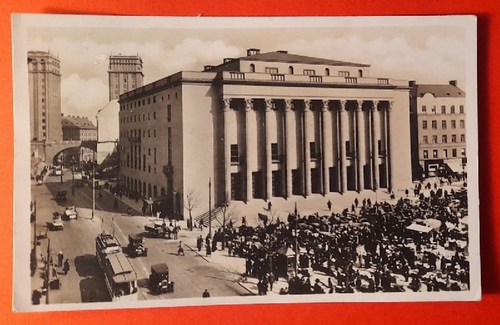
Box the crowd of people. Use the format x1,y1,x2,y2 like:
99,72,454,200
219,181,469,295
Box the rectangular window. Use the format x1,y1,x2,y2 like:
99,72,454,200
441,105,446,114
265,67,278,74
230,144,239,163
460,134,465,142
451,120,456,128
339,71,350,77
167,127,172,165
423,135,428,144
167,104,172,122
303,69,315,75
432,135,438,143
422,120,428,129
422,105,427,114
460,120,465,128
452,149,457,157
423,150,429,159
346,141,352,157
461,148,466,156
271,143,279,161
443,149,448,158
442,120,447,129
431,105,436,113
442,135,447,143
154,148,157,164
154,130,157,137
451,105,456,114
153,112,156,119
143,154,146,171
310,142,317,159
459,105,464,114
433,150,438,158
431,120,437,129
452,135,457,143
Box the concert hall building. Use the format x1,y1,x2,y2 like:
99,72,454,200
118,48,412,212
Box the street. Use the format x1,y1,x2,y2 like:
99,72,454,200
31,171,249,304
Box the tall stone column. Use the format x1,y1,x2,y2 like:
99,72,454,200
265,99,273,200
371,101,380,189
356,100,365,191
339,100,348,193
245,98,253,202
285,99,293,198
303,100,312,196
321,100,332,195
387,101,394,190
223,98,232,201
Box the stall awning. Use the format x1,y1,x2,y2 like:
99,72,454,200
407,223,433,233
446,160,463,173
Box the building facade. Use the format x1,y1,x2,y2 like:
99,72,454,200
61,115,97,166
409,81,466,179
118,49,412,217
28,51,62,160
108,54,144,102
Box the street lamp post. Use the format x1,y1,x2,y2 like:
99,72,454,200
208,178,212,237
71,158,75,196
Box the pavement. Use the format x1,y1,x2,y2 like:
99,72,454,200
30,173,467,302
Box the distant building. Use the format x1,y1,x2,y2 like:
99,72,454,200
28,51,62,161
409,80,466,180
96,100,120,164
108,54,144,101
61,115,97,166
118,48,413,217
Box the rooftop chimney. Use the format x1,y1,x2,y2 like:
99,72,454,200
449,80,457,87
223,58,235,64
246,48,260,56
409,80,416,87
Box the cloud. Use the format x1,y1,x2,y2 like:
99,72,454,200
281,33,466,85
61,74,108,120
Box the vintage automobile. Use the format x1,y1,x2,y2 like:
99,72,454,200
64,206,78,220
149,263,174,294
127,234,148,257
51,212,64,231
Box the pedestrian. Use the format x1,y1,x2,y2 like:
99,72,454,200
177,241,185,256
202,289,210,298
267,201,272,211
63,259,70,276
197,235,203,252
57,251,64,267
354,197,359,208
327,200,332,211
206,243,211,257
268,272,276,291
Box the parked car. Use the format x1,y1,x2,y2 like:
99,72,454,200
51,213,64,231
64,206,78,220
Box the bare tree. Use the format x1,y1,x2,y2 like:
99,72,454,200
184,187,201,231
219,192,239,250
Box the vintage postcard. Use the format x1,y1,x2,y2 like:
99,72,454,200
12,14,479,312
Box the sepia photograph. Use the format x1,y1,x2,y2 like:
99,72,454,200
12,14,480,312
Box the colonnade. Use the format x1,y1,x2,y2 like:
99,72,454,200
222,97,394,202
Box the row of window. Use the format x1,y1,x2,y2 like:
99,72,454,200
422,119,465,129
260,66,363,78
421,105,465,114
423,148,466,159
121,128,158,139
422,134,466,144
121,111,158,124
120,93,178,112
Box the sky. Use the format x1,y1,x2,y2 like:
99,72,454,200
21,16,472,122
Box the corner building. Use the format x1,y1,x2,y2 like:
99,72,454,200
118,49,412,214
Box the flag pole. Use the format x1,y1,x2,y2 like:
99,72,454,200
208,178,212,237
294,202,298,276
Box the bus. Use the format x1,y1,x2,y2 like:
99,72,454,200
96,233,138,301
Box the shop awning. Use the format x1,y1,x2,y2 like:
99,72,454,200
446,160,463,173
